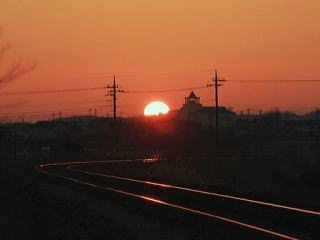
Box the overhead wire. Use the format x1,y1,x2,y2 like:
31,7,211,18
0,105,113,117
227,79,320,83
0,86,107,96
1,77,320,122
122,86,208,94
0,99,109,109
1,79,320,96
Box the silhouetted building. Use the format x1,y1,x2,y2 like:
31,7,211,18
179,91,235,127
179,91,203,120
189,106,235,127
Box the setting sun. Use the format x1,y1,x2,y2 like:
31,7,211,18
144,101,170,116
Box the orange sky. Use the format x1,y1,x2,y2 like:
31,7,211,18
1,0,320,121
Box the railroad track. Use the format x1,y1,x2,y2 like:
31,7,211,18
35,160,320,240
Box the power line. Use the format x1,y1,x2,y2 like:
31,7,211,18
1,104,317,122
0,85,208,96
0,99,107,109
1,79,320,96
0,86,106,96
0,105,111,117
123,86,208,94
228,80,320,83
0,97,218,119
115,98,218,110
0,107,118,122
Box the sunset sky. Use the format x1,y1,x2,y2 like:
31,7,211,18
1,0,320,121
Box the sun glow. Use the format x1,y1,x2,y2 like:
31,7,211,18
144,101,170,116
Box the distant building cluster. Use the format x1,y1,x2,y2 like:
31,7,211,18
177,91,236,127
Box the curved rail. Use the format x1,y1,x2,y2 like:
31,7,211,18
35,160,310,240
68,162,320,217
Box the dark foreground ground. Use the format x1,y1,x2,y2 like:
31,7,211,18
1,153,319,240
4,155,254,240
1,156,217,240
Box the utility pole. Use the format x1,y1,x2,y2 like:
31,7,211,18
104,95,108,119
113,77,116,119
259,110,262,119
94,108,97,117
316,108,319,128
246,108,251,120
240,110,244,119
107,76,123,120
14,132,17,161
215,70,219,133
89,108,92,120
285,111,289,121
207,69,225,153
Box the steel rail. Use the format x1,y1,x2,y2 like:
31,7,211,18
37,159,142,168
67,162,320,217
35,163,299,240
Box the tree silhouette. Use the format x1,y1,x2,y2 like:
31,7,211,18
0,30,36,88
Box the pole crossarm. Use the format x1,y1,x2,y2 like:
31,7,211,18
207,69,226,153
106,76,124,120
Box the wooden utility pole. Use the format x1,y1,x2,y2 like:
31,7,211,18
14,132,17,161
240,110,244,119
113,77,116,120
215,70,219,134
107,76,123,120
246,108,251,120
207,69,225,152
316,108,319,128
